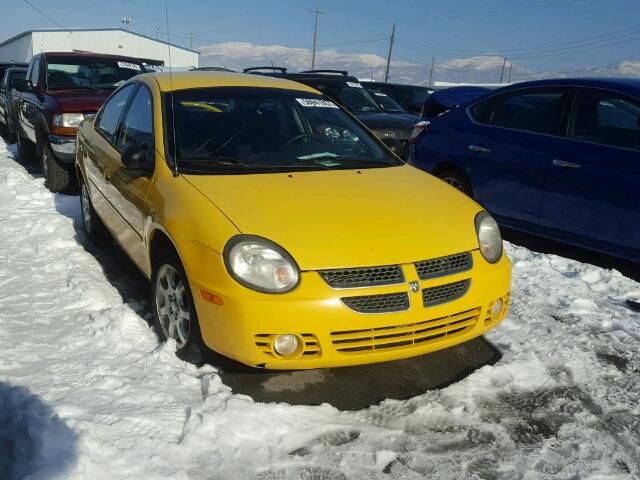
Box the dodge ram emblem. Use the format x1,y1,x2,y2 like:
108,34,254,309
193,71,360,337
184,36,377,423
409,281,419,293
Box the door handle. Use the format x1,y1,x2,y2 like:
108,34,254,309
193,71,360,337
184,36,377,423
552,159,581,169
468,144,491,154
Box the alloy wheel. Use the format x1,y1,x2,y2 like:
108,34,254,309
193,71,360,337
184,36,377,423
155,264,191,347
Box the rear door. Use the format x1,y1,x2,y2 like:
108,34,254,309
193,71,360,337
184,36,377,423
464,87,571,225
540,87,640,258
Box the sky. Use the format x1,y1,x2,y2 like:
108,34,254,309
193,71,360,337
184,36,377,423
1,0,639,81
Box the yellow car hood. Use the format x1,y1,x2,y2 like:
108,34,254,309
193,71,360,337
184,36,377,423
184,165,482,270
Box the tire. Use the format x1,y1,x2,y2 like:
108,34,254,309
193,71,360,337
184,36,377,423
436,167,473,197
16,128,36,164
151,250,207,365
79,178,111,245
39,138,75,193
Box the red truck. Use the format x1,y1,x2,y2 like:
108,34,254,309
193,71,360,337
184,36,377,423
12,52,146,192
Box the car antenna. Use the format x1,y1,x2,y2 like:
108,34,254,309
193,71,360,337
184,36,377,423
165,0,179,177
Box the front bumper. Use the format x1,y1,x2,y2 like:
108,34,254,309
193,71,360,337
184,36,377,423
183,242,512,370
49,134,76,163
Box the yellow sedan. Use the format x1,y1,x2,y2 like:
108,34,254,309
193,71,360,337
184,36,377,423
75,71,511,369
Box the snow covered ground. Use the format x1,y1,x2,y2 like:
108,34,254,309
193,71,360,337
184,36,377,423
0,137,639,479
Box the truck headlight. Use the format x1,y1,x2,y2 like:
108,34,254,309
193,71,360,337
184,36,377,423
475,211,503,263
224,235,300,293
53,113,85,129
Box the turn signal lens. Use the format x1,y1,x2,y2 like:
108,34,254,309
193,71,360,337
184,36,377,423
491,298,504,319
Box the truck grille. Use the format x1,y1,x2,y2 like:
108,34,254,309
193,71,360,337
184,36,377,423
319,265,404,288
330,307,481,353
415,252,472,280
341,292,409,313
422,279,470,307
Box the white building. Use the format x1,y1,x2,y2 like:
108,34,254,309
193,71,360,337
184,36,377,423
0,28,199,68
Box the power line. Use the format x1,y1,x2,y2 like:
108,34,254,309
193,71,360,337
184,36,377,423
21,0,63,28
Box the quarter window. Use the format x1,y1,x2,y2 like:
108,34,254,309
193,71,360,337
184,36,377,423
570,89,640,150
472,88,567,135
117,85,153,150
96,84,136,141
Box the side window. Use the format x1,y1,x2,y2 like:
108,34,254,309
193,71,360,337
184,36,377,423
471,88,567,135
117,85,153,150
570,89,640,150
96,84,136,141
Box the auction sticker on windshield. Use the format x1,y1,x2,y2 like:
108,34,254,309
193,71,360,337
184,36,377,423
118,61,141,70
346,82,363,88
296,98,339,108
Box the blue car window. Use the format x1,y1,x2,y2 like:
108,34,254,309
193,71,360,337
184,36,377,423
570,90,640,151
471,88,566,135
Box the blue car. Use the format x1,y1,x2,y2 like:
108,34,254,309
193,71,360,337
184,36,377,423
411,78,640,262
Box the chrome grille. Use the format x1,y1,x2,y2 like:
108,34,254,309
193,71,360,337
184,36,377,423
341,292,409,313
422,279,470,307
331,307,481,353
319,265,404,288
415,252,472,280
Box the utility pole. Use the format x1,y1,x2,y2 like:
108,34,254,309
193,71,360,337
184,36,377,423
190,32,194,50
384,23,396,83
428,56,435,86
507,62,512,83
310,8,325,70
499,57,507,83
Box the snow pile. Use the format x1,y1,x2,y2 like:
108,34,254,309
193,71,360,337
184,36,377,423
0,137,639,479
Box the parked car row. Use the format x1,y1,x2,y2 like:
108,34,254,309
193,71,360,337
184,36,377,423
1,50,637,369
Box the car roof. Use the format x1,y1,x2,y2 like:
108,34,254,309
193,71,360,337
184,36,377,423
491,77,640,97
143,71,321,94
247,69,361,84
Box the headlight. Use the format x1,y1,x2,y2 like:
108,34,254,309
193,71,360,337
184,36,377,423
474,211,503,263
53,113,85,129
224,235,300,293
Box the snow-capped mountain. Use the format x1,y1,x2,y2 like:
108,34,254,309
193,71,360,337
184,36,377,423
199,41,639,85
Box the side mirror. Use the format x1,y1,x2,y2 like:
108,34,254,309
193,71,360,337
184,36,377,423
121,143,151,172
15,79,32,93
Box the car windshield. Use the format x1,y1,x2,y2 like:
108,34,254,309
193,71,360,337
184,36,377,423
164,87,401,173
45,56,144,90
306,80,382,113
367,90,406,113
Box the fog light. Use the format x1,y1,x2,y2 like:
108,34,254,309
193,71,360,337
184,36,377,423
274,334,299,356
491,298,504,319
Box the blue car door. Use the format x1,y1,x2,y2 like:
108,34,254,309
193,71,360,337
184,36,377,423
540,87,640,259
463,87,571,225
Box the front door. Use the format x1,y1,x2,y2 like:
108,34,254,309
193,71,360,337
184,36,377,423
464,87,571,226
108,84,155,273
